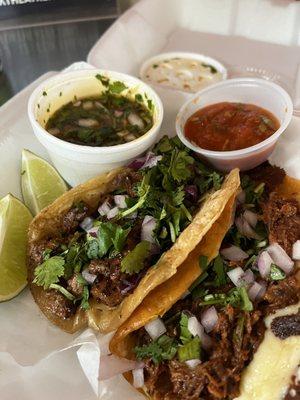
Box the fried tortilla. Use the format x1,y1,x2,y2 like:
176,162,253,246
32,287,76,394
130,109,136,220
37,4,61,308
109,165,300,400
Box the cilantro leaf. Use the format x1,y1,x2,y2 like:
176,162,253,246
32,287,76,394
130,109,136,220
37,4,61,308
121,240,150,274
213,255,227,287
33,256,65,289
270,264,286,281
169,150,194,182
95,74,109,87
179,313,192,344
177,336,201,362
134,334,177,364
80,285,90,310
109,81,127,94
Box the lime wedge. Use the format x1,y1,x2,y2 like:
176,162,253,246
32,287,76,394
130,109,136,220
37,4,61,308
21,149,68,215
0,194,33,301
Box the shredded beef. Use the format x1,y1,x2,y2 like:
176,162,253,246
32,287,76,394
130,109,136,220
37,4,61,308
67,274,84,297
263,193,300,256
62,202,89,233
263,275,300,314
43,290,77,319
247,162,286,193
271,309,300,340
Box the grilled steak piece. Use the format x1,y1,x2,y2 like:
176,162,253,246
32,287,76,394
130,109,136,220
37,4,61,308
62,202,89,233
43,290,76,319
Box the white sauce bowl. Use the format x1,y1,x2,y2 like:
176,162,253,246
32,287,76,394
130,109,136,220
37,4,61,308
28,69,163,186
176,78,293,171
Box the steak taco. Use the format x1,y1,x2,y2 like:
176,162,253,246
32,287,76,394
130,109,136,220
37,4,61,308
109,163,300,400
27,137,240,333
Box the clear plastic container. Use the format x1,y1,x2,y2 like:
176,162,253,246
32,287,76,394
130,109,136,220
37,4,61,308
176,78,293,171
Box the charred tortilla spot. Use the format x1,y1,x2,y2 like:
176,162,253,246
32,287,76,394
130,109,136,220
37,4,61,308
271,310,300,340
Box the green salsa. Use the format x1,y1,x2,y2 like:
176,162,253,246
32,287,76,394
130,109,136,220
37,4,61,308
45,79,154,147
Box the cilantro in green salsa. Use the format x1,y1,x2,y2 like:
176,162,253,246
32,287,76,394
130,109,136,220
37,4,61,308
45,75,154,146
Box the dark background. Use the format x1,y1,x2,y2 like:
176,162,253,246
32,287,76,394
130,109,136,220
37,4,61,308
0,0,119,101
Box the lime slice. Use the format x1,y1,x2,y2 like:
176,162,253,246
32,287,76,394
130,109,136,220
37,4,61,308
0,194,33,301
21,149,68,215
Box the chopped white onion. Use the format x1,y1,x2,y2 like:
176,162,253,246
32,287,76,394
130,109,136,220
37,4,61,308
267,243,294,274
82,269,97,284
292,240,300,260
80,217,94,231
201,306,218,333
227,267,245,287
114,110,123,117
141,216,157,243
114,195,128,209
77,118,98,128
99,354,142,381
241,269,255,285
187,316,212,350
98,200,111,216
128,112,144,129
185,359,201,369
235,215,261,240
220,245,249,261
107,206,119,220
257,251,273,278
248,281,266,301
132,367,145,388
243,210,258,228
125,211,138,220
237,190,246,204
145,318,166,340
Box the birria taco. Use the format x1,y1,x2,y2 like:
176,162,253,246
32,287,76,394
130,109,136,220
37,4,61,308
109,162,300,400
27,136,240,333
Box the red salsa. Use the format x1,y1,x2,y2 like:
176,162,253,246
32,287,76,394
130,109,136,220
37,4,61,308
184,102,280,152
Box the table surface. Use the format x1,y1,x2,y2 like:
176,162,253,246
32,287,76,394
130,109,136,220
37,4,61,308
0,15,117,101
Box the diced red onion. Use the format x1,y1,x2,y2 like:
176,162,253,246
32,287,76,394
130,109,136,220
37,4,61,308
145,318,166,340
99,354,143,381
292,240,300,260
132,367,144,388
128,152,162,171
257,251,273,278
241,269,255,285
98,200,111,216
80,217,94,231
201,306,218,333
87,226,99,238
185,359,201,369
243,210,258,228
141,152,162,170
227,267,245,287
237,190,246,204
107,206,119,220
82,269,97,284
247,281,266,301
266,243,294,274
141,215,157,243
187,316,212,350
235,215,261,240
184,185,198,202
114,195,127,209
220,245,249,261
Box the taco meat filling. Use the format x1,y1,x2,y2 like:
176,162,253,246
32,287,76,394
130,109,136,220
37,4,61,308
132,164,300,400
28,137,225,318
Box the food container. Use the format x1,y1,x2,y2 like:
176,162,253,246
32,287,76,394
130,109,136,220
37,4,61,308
176,78,293,171
28,69,163,186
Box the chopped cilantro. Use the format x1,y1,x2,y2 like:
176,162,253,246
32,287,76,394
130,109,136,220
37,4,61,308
135,93,143,102
233,315,245,351
213,255,227,287
108,81,127,94
121,240,150,275
80,285,90,310
33,256,65,289
134,334,177,364
269,264,286,281
179,313,192,344
177,336,201,362
42,91,47,96
49,283,75,301
201,63,217,74
169,150,194,182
